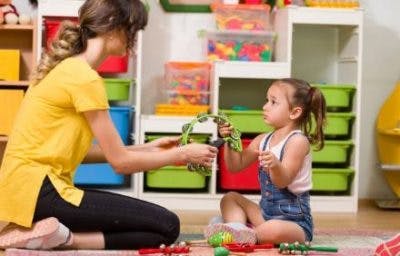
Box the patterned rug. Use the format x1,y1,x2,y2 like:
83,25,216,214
3,228,398,256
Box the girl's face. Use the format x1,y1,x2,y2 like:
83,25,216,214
262,83,298,128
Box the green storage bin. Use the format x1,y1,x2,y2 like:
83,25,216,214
312,168,354,191
220,109,273,133
325,112,355,137
145,133,209,189
312,84,356,111
104,78,132,101
312,140,353,164
146,166,206,189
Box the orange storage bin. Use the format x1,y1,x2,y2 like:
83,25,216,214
44,17,128,73
219,138,260,191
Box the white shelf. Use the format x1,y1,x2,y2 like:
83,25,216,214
213,61,290,79
287,5,363,25
140,115,217,134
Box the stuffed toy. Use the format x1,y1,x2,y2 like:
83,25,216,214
0,0,31,25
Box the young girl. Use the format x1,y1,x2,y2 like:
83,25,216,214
0,0,218,250
205,78,326,245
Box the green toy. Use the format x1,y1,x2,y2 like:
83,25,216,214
181,112,242,176
207,231,234,247
279,242,338,255
214,246,230,256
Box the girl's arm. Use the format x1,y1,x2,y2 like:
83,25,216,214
83,110,218,174
266,134,310,188
224,133,264,172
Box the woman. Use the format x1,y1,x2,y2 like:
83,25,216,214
0,0,217,250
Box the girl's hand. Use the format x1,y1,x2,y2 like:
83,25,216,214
180,143,218,168
218,123,233,138
258,150,279,170
147,136,181,151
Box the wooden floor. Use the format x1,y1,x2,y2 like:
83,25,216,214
177,199,400,233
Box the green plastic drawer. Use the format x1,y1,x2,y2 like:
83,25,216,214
220,109,273,133
312,140,353,164
325,112,355,137
104,78,132,101
146,166,206,189
312,84,355,111
146,134,209,143
312,168,354,191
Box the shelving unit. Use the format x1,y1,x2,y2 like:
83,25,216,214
0,22,37,160
138,5,362,213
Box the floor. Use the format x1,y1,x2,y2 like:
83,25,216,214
177,199,400,233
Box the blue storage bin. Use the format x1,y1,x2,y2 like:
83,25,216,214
74,106,133,186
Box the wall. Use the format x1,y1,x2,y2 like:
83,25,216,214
12,0,400,199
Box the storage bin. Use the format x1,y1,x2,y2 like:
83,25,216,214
220,109,272,133
312,84,356,111
219,138,260,191
167,90,210,105
211,3,271,31
165,62,210,91
312,140,353,165
74,163,127,186
0,89,24,135
312,168,354,192
155,104,209,116
44,17,128,73
110,106,132,144
145,134,209,189
104,78,132,101
206,30,275,62
0,49,20,81
324,112,355,138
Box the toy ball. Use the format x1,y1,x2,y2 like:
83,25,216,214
19,14,31,25
214,246,230,256
5,13,18,25
208,231,234,247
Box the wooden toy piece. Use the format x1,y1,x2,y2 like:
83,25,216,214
279,241,338,255
208,231,234,247
214,246,246,256
181,112,242,176
224,242,274,253
138,243,190,255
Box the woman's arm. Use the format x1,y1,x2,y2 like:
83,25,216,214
83,110,217,174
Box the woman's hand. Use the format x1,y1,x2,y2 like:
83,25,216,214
179,143,218,168
147,136,181,151
258,150,279,171
218,122,233,138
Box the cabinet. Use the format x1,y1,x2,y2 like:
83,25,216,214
0,22,37,163
139,5,362,212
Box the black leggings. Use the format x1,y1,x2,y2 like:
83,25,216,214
33,177,180,249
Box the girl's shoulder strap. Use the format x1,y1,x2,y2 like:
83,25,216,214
261,132,274,151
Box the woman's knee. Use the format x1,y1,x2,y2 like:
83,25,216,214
163,210,180,244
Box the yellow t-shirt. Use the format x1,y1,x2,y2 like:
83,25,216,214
0,57,109,227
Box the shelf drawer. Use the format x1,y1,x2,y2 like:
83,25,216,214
0,89,24,135
220,109,272,133
312,168,354,192
312,140,353,165
323,112,355,138
146,166,207,189
0,49,20,81
312,84,356,112
74,163,127,186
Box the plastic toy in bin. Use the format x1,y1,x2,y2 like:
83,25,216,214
206,31,274,62
167,89,210,105
165,62,210,91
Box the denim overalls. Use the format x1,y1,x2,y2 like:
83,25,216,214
258,132,314,241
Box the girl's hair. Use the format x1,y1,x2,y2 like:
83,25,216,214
31,0,148,85
275,78,327,150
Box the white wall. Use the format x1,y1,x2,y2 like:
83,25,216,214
13,0,400,199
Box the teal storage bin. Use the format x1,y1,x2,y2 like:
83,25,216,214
74,106,132,186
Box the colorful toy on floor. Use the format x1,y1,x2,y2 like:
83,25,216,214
224,242,274,252
214,246,247,256
374,233,400,256
279,242,338,255
138,243,190,255
181,112,242,176
208,231,234,247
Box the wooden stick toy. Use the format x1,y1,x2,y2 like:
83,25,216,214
138,243,190,255
181,112,242,176
279,242,338,255
224,242,274,253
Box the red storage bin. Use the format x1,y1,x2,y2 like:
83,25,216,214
44,17,128,74
219,138,260,191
